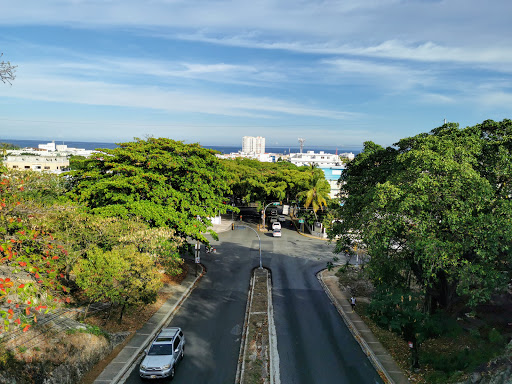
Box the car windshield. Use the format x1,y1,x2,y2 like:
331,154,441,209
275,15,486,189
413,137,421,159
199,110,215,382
148,344,174,355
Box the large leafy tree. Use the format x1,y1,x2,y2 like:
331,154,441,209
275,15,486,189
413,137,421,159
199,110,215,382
331,120,512,312
67,138,235,244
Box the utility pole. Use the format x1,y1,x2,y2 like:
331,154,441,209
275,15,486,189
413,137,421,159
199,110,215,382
194,242,200,276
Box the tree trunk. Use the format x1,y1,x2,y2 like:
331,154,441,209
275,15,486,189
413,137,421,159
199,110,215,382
118,299,128,324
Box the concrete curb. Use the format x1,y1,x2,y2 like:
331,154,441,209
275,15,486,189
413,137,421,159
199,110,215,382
316,269,395,384
267,270,280,384
95,262,205,384
235,269,256,384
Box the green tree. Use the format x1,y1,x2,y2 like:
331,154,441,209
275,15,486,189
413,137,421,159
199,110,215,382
67,138,235,244
332,121,512,311
74,245,162,323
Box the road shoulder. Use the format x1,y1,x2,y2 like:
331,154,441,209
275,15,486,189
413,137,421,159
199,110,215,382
317,268,410,384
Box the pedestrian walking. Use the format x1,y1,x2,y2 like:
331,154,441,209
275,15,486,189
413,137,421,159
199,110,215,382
350,296,356,311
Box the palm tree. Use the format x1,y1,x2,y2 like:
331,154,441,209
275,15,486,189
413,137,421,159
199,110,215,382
298,174,330,220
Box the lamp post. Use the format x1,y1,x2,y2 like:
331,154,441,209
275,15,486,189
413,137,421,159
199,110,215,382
262,201,280,230
237,224,262,269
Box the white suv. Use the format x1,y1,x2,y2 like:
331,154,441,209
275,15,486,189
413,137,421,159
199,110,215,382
139,327,185,380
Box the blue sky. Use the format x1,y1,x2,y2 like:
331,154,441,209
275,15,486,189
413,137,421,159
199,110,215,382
1,0,512,148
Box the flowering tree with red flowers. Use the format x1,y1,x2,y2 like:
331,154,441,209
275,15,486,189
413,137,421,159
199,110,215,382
0,167,69,333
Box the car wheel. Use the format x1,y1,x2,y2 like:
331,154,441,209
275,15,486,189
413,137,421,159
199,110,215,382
169,366,175,380
180,348,185,361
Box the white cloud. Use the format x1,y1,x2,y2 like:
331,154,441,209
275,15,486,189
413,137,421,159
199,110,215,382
7,73,356,120
322,58,434,90
2,0,511,68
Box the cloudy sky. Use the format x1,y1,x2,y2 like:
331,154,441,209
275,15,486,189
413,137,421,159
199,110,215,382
1,0,511,148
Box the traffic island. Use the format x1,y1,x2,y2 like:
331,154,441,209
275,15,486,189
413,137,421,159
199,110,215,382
236,268,280,384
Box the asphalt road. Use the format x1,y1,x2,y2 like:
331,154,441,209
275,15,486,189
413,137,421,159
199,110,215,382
268,225,383,384
123,215,383,383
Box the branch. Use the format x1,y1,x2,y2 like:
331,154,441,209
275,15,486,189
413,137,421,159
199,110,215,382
1,53,17,85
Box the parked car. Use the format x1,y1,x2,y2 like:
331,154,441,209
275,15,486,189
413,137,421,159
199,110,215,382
273,229,282,237
140,327,185,380
278,215,286,222
270,208,278,216
272,222,281,230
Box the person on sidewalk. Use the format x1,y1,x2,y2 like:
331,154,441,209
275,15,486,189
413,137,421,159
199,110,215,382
350,296,356,311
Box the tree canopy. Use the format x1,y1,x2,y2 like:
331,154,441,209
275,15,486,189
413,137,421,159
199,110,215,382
67,138,235,243
331,120,512,312
221,157,325,209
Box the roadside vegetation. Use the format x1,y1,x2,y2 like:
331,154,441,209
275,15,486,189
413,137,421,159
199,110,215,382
329,119,512,382
0,138,236,337
0,137,332,380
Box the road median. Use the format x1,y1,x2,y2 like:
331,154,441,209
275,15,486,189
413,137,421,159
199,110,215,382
236,267,280,384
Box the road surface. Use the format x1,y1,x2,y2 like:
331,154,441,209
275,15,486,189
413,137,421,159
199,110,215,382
123,215,382,383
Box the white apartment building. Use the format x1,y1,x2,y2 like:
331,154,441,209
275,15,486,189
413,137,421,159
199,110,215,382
242,136,265,154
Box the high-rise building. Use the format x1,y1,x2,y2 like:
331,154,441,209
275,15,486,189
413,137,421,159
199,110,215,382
242,136,265,154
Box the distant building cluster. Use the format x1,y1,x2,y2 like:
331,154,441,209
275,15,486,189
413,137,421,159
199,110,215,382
2,141,94,174
4,137,356,199
215,136,356,199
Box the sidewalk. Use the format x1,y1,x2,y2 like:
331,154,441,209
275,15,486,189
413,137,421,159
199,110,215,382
318,269,410,384
210,214,236,233
93,261,205,384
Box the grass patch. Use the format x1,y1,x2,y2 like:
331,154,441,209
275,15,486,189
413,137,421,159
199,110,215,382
66,324,109,340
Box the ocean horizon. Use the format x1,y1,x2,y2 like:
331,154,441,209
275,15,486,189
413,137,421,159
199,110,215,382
0,138,362,155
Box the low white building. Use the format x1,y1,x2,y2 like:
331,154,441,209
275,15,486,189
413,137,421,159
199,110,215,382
288,151,345,167
38,141,93,157
4,154,69,174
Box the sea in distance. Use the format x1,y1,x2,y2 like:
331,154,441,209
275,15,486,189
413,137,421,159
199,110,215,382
0,138,361,155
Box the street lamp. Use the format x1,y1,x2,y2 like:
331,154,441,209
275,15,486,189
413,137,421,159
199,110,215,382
262,201,280,230
236,224,262,269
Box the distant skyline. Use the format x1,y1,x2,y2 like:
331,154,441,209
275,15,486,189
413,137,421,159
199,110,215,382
1,1,512,147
